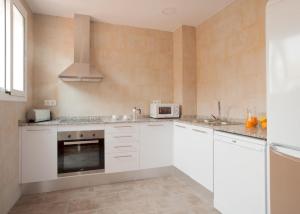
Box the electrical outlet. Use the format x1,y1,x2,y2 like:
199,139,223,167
44,100,57,107
50,100,56,106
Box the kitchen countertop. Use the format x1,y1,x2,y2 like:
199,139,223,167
19,116,267,140
18,116,174,126
177,116,267,140
214,125,267,140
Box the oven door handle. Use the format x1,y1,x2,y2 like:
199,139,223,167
63,140,99,146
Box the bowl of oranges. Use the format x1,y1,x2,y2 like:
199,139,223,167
245,110,267,129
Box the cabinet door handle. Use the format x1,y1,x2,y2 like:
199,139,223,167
26,129,50,132
192,129,207,134
113,126,132,128
232,140,237,143
114,155,132,159
175,125,186,129
113,136,133,138
147,124,164,127
114,145,132,148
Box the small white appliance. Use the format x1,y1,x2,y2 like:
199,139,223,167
150,103,180,119
26,109,51,123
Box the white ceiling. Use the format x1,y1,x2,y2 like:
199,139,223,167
25,0,235,32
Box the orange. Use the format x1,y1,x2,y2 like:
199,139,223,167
246,120,254,128
259,116,267,123
261,121,267,129
250,117,258,126
245,116,258,128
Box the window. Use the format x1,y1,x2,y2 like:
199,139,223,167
0,0,5,91
12,4,25,93
0,0,27,101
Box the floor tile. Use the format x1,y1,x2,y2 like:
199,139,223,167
9,175,219,214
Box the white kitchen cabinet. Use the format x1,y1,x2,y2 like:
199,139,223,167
173,122,213,191
105,152,139,173
105,124,140,173
140,122,173,169
106,123,139,134
21,126,58,183
214,132,266,214
173,122,189,173
188,125,213,191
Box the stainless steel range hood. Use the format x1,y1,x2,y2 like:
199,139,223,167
59,14,104,82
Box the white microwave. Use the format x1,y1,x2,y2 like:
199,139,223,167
150,103,180,119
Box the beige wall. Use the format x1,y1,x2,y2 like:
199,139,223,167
196,0,266,119
173,27,183,108
0,0,268,212
173,26,197,115
0,1,33,213
33,15,173,117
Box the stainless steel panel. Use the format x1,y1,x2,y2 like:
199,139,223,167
63,140,99,146
57,130,104,141
270,146,300,214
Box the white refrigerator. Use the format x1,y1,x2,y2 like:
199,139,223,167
267,0,300,213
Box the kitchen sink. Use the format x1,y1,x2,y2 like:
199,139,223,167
193,119,242,126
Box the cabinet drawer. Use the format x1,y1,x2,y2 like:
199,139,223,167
106,142,138,153
105,152,139,173
106,133,138,144
105,124,138,134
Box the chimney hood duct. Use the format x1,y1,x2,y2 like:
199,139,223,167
59,14,104,82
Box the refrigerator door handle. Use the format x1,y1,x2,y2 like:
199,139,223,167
270,143,300,162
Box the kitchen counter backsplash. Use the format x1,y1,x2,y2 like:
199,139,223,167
19,115,267,140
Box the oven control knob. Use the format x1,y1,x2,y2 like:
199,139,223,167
93,133,96,137
68,135,71,138
80,134,83,138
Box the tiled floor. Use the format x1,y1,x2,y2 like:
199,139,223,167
9,175,219,214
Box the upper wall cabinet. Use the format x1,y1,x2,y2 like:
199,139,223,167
140,122,173,169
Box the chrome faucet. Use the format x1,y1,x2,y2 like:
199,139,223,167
218,101,221,120
132,107,142,120
210,101,221,121
211,114,218,121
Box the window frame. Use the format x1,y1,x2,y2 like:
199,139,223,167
0,0,27,102
0,0,6,93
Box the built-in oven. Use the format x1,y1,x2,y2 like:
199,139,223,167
57,130,104,174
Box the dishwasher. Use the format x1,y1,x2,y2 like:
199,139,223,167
213,132,267,214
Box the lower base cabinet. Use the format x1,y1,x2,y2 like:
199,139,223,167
173,122,213,191
214,132,266,214
105,123,139,173
188,125,214,191
140,122,173,169
21,126,58,183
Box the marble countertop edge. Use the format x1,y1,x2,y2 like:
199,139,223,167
19,116,267,140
